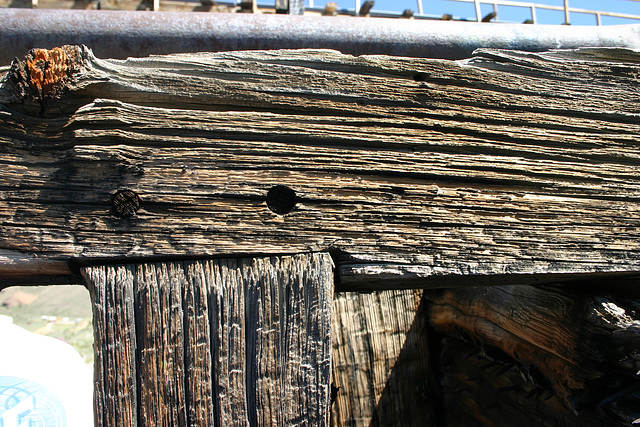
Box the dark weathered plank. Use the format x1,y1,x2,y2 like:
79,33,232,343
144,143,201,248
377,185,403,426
331,289,433,426
84,264,138,427
425,283,640,419
3,46,640,285
134,262,188,426
0,250,71,289
82,253,333,426
435,336,631,427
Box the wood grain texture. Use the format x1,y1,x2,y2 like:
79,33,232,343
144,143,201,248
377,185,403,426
3,46,640,283
331,289,433,426
134,262,188,426
425,283,640,418
182,261,214,426
435,336,633,427
84,263,138,427
81,253,333,427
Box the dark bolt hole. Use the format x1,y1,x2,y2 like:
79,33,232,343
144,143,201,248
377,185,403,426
266,185,297,215
413,73,427,82
112,189,140,218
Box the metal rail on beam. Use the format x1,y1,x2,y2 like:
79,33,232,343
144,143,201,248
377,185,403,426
1,9,640,65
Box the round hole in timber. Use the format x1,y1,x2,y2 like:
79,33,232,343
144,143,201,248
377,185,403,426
266,185,297,215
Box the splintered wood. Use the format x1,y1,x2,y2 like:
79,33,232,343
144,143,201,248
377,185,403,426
82,253,333,426
5,45,82,117
2,46,640,288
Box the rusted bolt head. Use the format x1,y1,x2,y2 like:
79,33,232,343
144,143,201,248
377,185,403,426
112,189,140,217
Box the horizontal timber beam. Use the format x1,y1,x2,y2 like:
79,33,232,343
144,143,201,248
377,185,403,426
337,264,640,291
0,250,73,287
2,46,640,288
4,253,639,291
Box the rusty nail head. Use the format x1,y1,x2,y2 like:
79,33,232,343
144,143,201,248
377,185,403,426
112,189,140,217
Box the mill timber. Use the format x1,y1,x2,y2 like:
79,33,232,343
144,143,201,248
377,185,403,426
2,45,640,287
1,44,639,425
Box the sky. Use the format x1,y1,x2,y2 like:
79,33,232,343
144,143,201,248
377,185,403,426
293,0,640,25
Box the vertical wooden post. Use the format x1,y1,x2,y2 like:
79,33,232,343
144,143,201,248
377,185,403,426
82,253,333,426
84,265,139,427
240,0,258,13
331,290,434,426
275,0,305,15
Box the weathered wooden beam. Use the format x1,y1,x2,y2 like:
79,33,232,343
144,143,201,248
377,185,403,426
82,253,334,426
338,264,640,291
358,0,374,16
0,250,73,287
425,283,640,422
2,46,640,286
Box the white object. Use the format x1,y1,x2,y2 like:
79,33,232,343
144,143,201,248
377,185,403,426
0,315,93,427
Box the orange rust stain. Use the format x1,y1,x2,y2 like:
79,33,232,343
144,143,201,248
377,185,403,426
25,47,70,96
